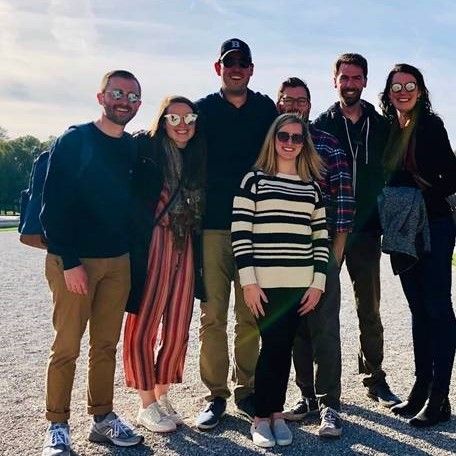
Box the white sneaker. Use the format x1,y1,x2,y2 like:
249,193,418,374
250,420,275,448
158,394,184,425
272,418,292,446
136,402,176,433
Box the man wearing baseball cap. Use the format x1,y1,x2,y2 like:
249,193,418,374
195,38,277,430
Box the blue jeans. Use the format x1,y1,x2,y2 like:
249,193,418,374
399,216,456,394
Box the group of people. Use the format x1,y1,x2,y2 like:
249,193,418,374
37,38,456,455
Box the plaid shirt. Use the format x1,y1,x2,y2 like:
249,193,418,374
310,124,355,240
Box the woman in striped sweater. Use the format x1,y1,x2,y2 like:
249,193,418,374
232,113,329,447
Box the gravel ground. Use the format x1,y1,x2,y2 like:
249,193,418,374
1,230,455,455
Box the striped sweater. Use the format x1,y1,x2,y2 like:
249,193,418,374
231,170,329,291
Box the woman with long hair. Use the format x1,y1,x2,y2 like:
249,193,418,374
232,113,329,447
379,64,456,427
123,96,206,433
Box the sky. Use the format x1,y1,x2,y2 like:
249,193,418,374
1,0,456,146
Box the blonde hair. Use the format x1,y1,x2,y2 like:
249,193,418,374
255,113,323,181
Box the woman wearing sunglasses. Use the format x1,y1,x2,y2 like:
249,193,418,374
123,96,206,433
379,64,456,427
232,113,329,447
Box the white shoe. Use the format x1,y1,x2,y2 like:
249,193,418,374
158,394,184,425
272,418,292,445
250,420,275,448
136,402,177,433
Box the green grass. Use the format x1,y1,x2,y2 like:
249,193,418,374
0,227,17,232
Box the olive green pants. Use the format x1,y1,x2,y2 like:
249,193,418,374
199,230,260,402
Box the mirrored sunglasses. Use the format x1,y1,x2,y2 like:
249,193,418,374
276,131,305,145
391,82,417,93
106,89,141,103
164,113,198,126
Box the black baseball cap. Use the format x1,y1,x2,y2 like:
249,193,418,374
219,38,252,62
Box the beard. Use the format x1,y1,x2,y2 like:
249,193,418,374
104,104,136,126
340,88,362,107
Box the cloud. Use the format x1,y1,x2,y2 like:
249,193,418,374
48,0,97,54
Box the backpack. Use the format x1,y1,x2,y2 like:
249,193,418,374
18,124,93,249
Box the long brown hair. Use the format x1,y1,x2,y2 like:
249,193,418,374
255,113,323,181
149,95,206,191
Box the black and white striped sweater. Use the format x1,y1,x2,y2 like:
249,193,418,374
231,170,329,290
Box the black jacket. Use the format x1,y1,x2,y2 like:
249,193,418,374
196,89,277,229
388,113,456,220
313,100,389,233
126,132,205,314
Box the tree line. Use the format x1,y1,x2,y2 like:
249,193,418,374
0,127,54,214
0,125,454,215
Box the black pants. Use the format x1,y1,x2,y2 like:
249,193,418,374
293,251,342,410
399,216,456,394
254,288,304,418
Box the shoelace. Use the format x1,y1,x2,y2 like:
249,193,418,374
108,417,134,437
160,398,176,415
47,426,70,447
321,408,338,424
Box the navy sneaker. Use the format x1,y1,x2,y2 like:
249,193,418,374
236,393,255,422
195,397,226,430
318,407,342,438
42,423,71,456
283,396,318,421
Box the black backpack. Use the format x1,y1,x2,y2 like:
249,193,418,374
18,124,93,249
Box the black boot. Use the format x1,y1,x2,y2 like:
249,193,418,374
409,390,451,428
391,381,429,417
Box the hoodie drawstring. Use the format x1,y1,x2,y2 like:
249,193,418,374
343,116,368,197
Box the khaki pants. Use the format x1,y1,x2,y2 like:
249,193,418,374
199,230,259,402
45,253,130,422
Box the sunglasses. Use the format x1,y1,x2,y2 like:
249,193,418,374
280,96,310,107
276,131,305,145
391,82,417,93
164,113,198,126
220,55,252,69
105,89,141,103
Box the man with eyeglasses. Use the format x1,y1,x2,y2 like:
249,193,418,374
40,70,143,455
313,53,401,408
195,38,277,430
277,77,355,437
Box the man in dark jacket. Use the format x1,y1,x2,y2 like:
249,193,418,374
313,53,400,407
40,70,143,455
195,38,277,430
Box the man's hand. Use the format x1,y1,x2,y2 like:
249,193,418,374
64,265,89,295
332,232,348,267
298,287,322,316
243,283,268,318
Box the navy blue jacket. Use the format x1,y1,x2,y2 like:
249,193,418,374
41,122,135,269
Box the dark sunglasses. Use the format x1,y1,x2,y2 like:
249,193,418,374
220,55,252,69
391,82,417,93
276,131,305,145
105,89,141,103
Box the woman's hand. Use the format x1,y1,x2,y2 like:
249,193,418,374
243,284,268,318
298,287,322,316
